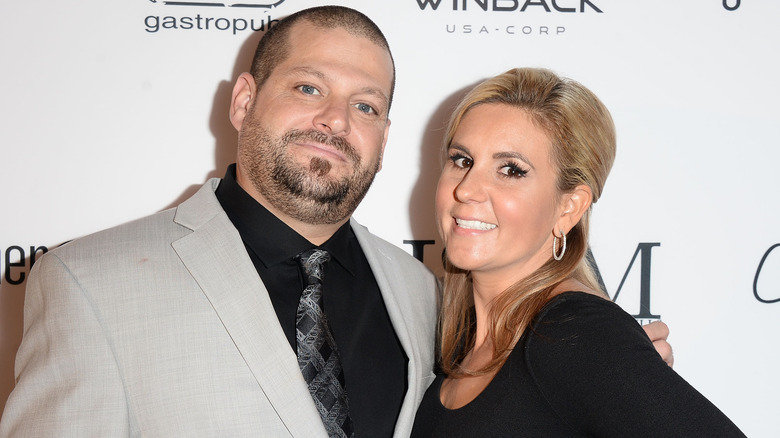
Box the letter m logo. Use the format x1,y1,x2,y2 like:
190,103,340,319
589,243,661,320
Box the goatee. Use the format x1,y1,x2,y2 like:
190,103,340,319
238,123,380,225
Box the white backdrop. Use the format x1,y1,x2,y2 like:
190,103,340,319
1,1,778,436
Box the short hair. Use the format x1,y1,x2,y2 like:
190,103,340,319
249,6,396,111
440,68,617,377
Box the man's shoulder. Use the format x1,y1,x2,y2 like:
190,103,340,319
46,207,178,261
50,179,223,260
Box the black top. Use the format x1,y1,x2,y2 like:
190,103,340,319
216,164,408,437
411,292,746,437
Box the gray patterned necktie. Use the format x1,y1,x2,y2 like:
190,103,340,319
295,249,354,438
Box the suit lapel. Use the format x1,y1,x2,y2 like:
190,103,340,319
172,180,327,438
350,219,430,436
350,220,415,363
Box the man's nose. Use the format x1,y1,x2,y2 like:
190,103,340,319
312,98,351,137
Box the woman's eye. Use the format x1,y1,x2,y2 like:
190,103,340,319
354,103,376,115
450,155,473,169
298,85,320,95
500,163,528,178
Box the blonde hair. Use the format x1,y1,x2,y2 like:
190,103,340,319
439,68,617,377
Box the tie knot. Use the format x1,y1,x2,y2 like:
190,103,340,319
296,249,330,284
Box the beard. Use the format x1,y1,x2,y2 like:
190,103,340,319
237,118,381,225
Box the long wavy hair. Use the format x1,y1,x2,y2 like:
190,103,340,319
439,68,617,377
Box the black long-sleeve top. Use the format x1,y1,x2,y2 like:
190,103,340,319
411,292,746,437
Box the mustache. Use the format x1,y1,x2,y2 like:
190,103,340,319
281,129,360,164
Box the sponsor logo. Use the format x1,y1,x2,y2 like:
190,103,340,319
723,0,741,11
444,24,565,35
403,240,436,262
1,245,49,286
754,244,780,304
592,243,661,324
143,0,290,34
413,0,602,12
413,0,602,37
148,0,286,8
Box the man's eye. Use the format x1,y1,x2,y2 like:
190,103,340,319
298,85,320,95
355,103,376,114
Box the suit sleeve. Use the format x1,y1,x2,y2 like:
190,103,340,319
525,294,746,438
0,252,130,437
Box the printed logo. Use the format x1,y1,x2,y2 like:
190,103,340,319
723,0,741,10
1,245,49,286
413,0,602,12
413,0,602,37
754,244,780,304
404,240,436,262
591,243,661,324
143,0,291,33
148,0,287,8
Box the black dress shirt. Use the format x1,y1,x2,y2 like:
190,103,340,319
215,164,407,437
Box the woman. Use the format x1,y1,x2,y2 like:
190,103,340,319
411,68,745,437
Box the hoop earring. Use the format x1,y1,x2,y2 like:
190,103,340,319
553,229,566,261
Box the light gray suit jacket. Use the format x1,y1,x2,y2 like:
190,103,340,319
0,179,439,437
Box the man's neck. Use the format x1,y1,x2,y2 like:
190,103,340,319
281,215,348,246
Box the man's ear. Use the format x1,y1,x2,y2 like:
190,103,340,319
229,72,256,131
555,184,593,235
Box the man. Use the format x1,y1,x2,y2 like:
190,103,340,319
0,5,670,437
2,6,435,437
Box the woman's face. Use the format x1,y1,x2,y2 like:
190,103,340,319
436,103,567,291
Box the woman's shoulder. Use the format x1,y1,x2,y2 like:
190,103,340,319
542,290,618,313
536,278,634,329
524,286,653,362
518,288,747,437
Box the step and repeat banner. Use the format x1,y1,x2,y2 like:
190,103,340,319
1,0,777,435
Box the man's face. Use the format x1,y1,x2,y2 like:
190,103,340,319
234,21,393,227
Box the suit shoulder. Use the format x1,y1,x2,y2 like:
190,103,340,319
50,208,180,257
50,179,222,259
